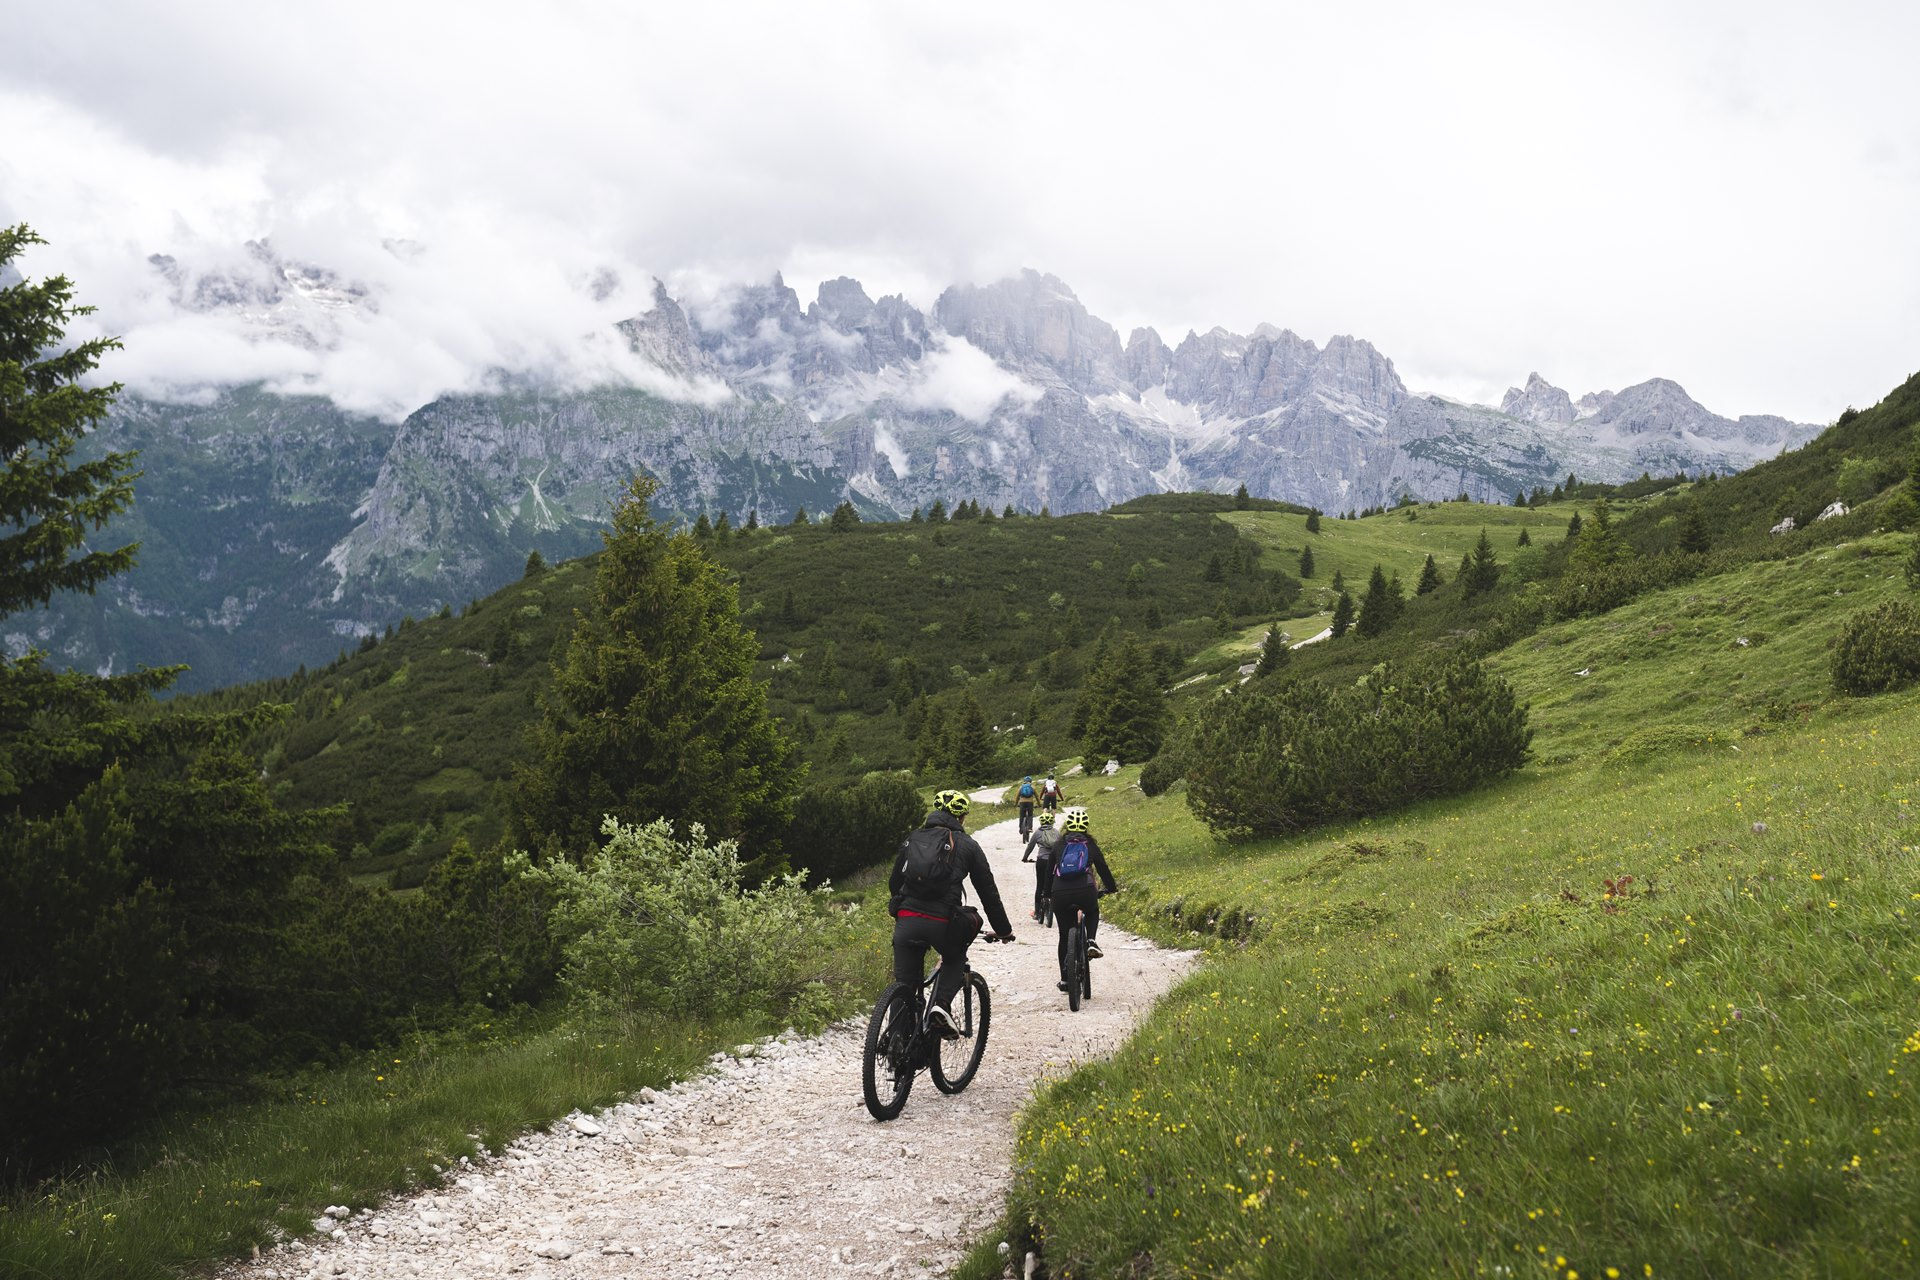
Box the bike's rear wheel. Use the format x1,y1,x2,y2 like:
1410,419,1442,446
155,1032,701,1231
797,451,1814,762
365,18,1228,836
862,983,916,1121
1066,925,1084,1012
1080,936,1093,1002
930,972,991,1094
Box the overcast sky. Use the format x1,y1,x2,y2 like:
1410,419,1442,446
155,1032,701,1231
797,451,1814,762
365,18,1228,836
3,0,1916,423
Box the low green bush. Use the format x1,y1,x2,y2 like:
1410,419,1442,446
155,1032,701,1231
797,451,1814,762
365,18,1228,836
1831,598,1920,694
782,773,923,885
522,817,825,1019
1182,656,1530,838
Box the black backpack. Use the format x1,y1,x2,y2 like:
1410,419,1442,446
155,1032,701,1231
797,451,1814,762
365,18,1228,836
900,826,961,899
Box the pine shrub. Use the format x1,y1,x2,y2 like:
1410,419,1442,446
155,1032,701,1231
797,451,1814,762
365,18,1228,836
1183,656,1531,839
782,773,924,884
1831,599,1920,695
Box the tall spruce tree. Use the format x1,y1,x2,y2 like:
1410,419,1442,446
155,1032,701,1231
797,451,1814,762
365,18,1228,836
1461,529,1502,596
1330,590,1355,638
946,690,995,785
1254,624,1291,677
1516,527,1531,547
513,476,801,863
1678,507,1711,554
1415,552,1443,595
1355,564,1397,638
1305,510,1322,534
1079,632,1166,767
1,228,321,1169
1298,544,1315,578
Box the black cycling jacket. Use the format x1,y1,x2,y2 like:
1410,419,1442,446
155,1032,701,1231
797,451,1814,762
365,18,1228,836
888,809,1015,935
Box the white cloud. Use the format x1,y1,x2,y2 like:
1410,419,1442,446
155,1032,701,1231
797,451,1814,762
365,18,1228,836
899,336,1044,422
1,1,1916,424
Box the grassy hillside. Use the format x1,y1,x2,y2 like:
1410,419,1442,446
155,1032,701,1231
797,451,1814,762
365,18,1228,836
975,517,1920,1275
197,506,1299,880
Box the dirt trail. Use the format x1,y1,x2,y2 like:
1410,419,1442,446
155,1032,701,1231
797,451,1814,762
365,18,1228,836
230,815,1197,1280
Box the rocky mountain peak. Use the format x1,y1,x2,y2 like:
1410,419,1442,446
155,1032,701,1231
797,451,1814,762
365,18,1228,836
808,277,876,333
932,269,1127,396
1500,372,1577,426
1124,327,1171,390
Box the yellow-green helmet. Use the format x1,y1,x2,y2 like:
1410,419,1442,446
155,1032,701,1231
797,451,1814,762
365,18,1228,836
1062,807,1090,833
1037,810,1056,827
932,788,972,819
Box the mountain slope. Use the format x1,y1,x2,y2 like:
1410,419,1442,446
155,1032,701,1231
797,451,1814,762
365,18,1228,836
23,260,1827,688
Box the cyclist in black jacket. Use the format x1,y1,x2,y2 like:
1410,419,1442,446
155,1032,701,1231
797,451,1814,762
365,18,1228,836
1050,807,1118,989
888,789,1015,1034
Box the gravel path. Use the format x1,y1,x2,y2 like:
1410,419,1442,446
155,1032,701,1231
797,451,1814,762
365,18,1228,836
230,816,1198,1280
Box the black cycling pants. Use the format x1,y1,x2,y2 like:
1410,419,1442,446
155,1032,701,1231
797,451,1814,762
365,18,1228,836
892,913,976,1011
1052,884,1101,981
1031,859,1054,915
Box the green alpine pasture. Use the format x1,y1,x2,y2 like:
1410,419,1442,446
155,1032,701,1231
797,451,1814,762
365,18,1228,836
994,530,1920,1277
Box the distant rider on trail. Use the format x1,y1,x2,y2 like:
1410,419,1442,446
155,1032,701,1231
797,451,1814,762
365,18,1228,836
1021,809,1063,921
1015,775,1039,838
1051,807,1118,990
888,790,1016,1034
1039,773,1064,814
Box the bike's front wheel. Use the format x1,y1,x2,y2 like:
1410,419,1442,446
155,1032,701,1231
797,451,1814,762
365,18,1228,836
862,983,917,1121
930,972,991,1094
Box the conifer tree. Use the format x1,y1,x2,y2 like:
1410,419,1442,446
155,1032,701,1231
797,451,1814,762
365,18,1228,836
1305,510,1322,534
1513,490,1526,506
927,498,948,523
1356,564,1396,638
829,500,860,532
1124,563,1146,597
524,548,547,577
1143,600,1163,630
1038,505,1050,518
1565,511,1583,539
744,508,759,531
1234,483,1251,510
713,511,732,542
910,506,923,523
789,506,809,526
1516,527,1531,548
1330,590,1355,639
1415,552,1442,595
693,512,713,539
1461,529,1502,596
1568,499,1620,573
1678,508,1711,554
1330,568,1345,594
1003,504,1016,519
1254,624,1291,677
513,476,800,861
946,690,995,784
1079,632,1165,767
1298,545,1315,578
1204,552,1225,583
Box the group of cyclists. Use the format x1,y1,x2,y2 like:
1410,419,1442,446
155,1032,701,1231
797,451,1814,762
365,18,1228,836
886,776,1118,1033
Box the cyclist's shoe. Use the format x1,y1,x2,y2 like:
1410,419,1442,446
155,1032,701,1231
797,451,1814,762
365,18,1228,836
928,1004,960,1039
1086,941,1104,960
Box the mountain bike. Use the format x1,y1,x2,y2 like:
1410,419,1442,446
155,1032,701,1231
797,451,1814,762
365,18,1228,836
861,938,1002,1121
1061,903,1092,1012
1059,888,1113,1013
1036,890,1054,928
1017,803,1035,840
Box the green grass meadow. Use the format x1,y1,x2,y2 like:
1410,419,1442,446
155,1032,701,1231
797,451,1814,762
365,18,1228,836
995,530,1920,1277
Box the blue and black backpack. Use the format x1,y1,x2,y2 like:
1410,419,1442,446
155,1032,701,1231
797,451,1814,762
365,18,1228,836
1055,832,1091,877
